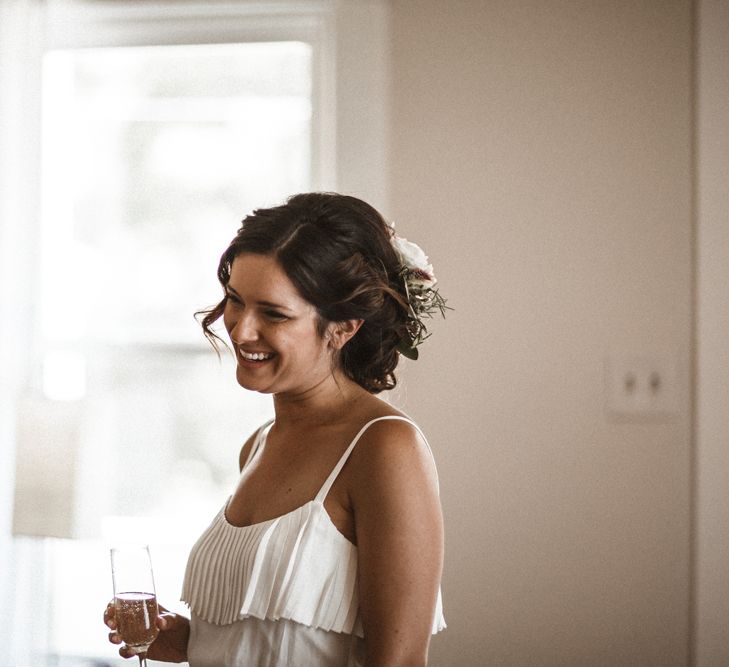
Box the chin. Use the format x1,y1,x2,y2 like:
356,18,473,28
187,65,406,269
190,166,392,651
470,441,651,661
235,368,274,394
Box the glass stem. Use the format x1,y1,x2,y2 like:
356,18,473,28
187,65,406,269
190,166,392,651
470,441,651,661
137,653,148,667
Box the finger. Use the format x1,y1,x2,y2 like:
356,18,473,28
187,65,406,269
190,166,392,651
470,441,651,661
157,611,176,630
108,631,122,645
104,603,116,629
119,645,134,659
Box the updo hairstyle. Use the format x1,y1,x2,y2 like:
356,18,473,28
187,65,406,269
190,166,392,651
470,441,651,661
199,192,411,393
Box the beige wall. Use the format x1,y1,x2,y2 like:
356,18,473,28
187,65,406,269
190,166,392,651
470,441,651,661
696,0,729,664
387,2,693,665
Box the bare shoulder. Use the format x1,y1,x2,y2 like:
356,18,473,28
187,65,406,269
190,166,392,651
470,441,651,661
348,412,440,496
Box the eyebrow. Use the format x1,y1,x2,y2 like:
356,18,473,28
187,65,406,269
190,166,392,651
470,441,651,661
225,286,293,312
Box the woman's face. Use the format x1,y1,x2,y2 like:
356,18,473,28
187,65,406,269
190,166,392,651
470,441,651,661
223,253,334,396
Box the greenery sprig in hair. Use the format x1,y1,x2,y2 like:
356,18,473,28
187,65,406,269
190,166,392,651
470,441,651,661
389,230,450,360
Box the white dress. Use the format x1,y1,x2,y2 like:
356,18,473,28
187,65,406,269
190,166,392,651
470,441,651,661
181,416,446,666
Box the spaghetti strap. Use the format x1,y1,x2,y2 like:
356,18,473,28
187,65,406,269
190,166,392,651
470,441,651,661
242,419,274,471
314,415,435,503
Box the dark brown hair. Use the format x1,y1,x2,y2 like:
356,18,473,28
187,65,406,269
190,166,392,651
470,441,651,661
198,192,410,393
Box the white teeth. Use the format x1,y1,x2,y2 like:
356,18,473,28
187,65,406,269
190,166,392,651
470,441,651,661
240,350,274,361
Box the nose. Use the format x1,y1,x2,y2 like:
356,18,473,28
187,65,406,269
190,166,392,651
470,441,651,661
228,310,259,343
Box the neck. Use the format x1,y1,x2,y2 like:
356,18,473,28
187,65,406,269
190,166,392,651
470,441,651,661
272,370,365,428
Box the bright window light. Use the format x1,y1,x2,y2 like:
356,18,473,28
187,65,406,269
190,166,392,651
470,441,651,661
42,350,87,401
40,42,312,346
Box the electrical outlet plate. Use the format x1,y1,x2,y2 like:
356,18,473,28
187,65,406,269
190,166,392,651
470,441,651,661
605,352,678,421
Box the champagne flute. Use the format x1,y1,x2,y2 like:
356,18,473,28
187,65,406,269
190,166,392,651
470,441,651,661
110,545,159,666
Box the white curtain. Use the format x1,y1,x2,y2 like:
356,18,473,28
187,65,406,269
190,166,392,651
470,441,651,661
0,0,48,663
0,0,43,519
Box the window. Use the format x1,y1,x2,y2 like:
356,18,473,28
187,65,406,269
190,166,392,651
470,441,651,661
33,40,310,661
0,1,388,663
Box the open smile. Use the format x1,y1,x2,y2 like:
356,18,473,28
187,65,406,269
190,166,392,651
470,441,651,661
238,349,276,362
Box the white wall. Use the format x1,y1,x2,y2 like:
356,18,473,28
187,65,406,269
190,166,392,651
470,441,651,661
388,2,693,665
696,0,729,664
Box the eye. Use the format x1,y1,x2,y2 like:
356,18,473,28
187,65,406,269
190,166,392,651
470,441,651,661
265,310,288,321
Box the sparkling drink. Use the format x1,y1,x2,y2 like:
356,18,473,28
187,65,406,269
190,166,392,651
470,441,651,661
114,591,159,650
110,545,158,665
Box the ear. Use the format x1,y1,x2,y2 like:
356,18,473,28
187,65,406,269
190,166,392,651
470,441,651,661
326,318,364,350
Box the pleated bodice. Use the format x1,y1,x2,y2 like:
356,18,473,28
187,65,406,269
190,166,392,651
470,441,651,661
180,416,446,665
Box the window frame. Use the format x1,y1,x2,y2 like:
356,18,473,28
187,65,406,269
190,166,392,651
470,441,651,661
44,0,340,191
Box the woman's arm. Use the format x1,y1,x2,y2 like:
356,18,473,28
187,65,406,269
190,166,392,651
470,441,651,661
350,419,444,667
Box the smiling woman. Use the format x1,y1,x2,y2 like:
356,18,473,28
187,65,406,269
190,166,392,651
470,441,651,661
200,193,416,393
104,192,448,666
223,254,333,395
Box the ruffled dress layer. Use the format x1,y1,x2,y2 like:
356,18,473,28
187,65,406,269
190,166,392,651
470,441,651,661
181,416,446,667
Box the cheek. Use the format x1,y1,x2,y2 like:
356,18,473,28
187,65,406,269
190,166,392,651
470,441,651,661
281,326,328,359
223,307,245,341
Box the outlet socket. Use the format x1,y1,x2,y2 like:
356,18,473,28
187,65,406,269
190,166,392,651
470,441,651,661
605,352,678,420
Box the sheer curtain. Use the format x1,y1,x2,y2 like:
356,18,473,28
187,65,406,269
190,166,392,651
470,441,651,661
0,0,45,661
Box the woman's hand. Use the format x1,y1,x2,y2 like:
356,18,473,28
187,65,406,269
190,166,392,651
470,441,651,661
104,600,190,663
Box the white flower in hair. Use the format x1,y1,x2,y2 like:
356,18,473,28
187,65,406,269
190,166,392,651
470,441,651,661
387,223,449,360
391,235,436,287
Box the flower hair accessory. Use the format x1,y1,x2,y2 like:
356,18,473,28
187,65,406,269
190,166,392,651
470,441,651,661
389,226,449,360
